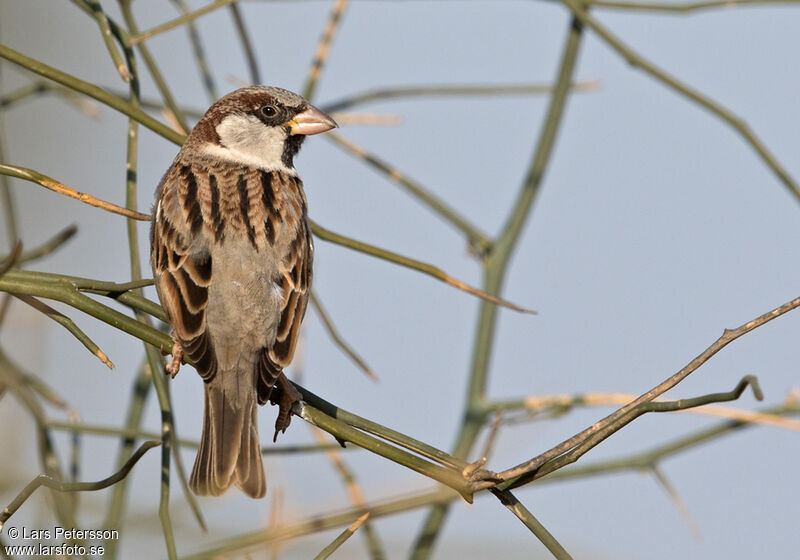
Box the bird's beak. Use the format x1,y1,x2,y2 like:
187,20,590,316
287,105,338,136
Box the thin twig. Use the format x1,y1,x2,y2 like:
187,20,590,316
650,465,701,541
0,164,151,221
410,18,586,558
325,132,491,253
0,241,21,278
119,31,199,546
297,382,468,471
129,0,237,45
310,290,377,381
13,294,114,369
322,80,601,112
312,513,370,560
19,371,68,409
0,441,160,529
587,0,800,12
11,224,78,265
495,365,785,489
541,400,800,483
328,112,402,126
103,359,153,559
0,350,90,537
8,268,164,321
0,136,18,252
0,80,101,117
303,0,349,101
489,489,573,560
170,0,219,102
295,401,472,501
311,423,385,559
178,488,458,560
0,270,174,354
117,0,191,134
228,1,260,84
71,0,132,82
560,0,800,203
310,219,534,314
488,390,800,432
0,44,184,145
47,419,348,454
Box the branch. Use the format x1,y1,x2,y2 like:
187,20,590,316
228,2,260,84
302,0,349,101
295,401,473,502
11,224,78,265
489,489,573,560
410,17,586,558
487,389,800,432
129,0,237,45
0,440,160,529
0,163,151,220
322,80,601,112
541,399,800,483
169,0,219,102
47,419,347,455
310,219,534,314
71,0,132,82
177,487,458,560
0,241,21,278
312,512,370,560
481,294,800,490
559,0,800,203
325,132,491,253
0,44,184,145
587,0,800,12
487,375,769,491
0,269,173,354
13,294,114,369
310,290,378,381
117,0,191,134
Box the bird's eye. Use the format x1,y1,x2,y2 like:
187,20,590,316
260,105,277,118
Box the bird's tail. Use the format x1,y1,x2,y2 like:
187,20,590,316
189,372,266,498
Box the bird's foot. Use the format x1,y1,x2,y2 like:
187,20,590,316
165,337,183,378
271,374,302,442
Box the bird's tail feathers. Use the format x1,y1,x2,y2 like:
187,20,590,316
190,372,266,498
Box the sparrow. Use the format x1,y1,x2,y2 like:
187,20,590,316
150,86,337,498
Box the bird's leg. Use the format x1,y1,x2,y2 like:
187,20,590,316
165,335,183,378
270,373,303,442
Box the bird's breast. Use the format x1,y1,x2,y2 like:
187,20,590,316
204,238,284,371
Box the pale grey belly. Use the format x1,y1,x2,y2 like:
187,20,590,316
204,240,283,372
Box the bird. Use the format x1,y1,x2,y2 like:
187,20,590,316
150,86,337,498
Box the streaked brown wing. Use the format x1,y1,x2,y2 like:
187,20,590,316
256,220,312,404
151,165,218,381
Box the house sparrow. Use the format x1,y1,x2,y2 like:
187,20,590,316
150,86,336,498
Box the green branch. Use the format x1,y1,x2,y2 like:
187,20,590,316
560,0,800,203
409,17,586,559
0,441,160,529
310,219,533,314
0,44,184,145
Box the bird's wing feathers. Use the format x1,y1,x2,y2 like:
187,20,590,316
154,165,312,394
152,165,217,381
257,217,312,403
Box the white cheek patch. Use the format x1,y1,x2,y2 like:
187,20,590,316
202,113,297,174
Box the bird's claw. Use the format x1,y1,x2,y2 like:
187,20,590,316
272,374,303,442
166,338,183,378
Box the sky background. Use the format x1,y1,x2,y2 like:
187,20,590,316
1,1,799,559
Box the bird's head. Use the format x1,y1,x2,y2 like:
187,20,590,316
185,86,337,173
